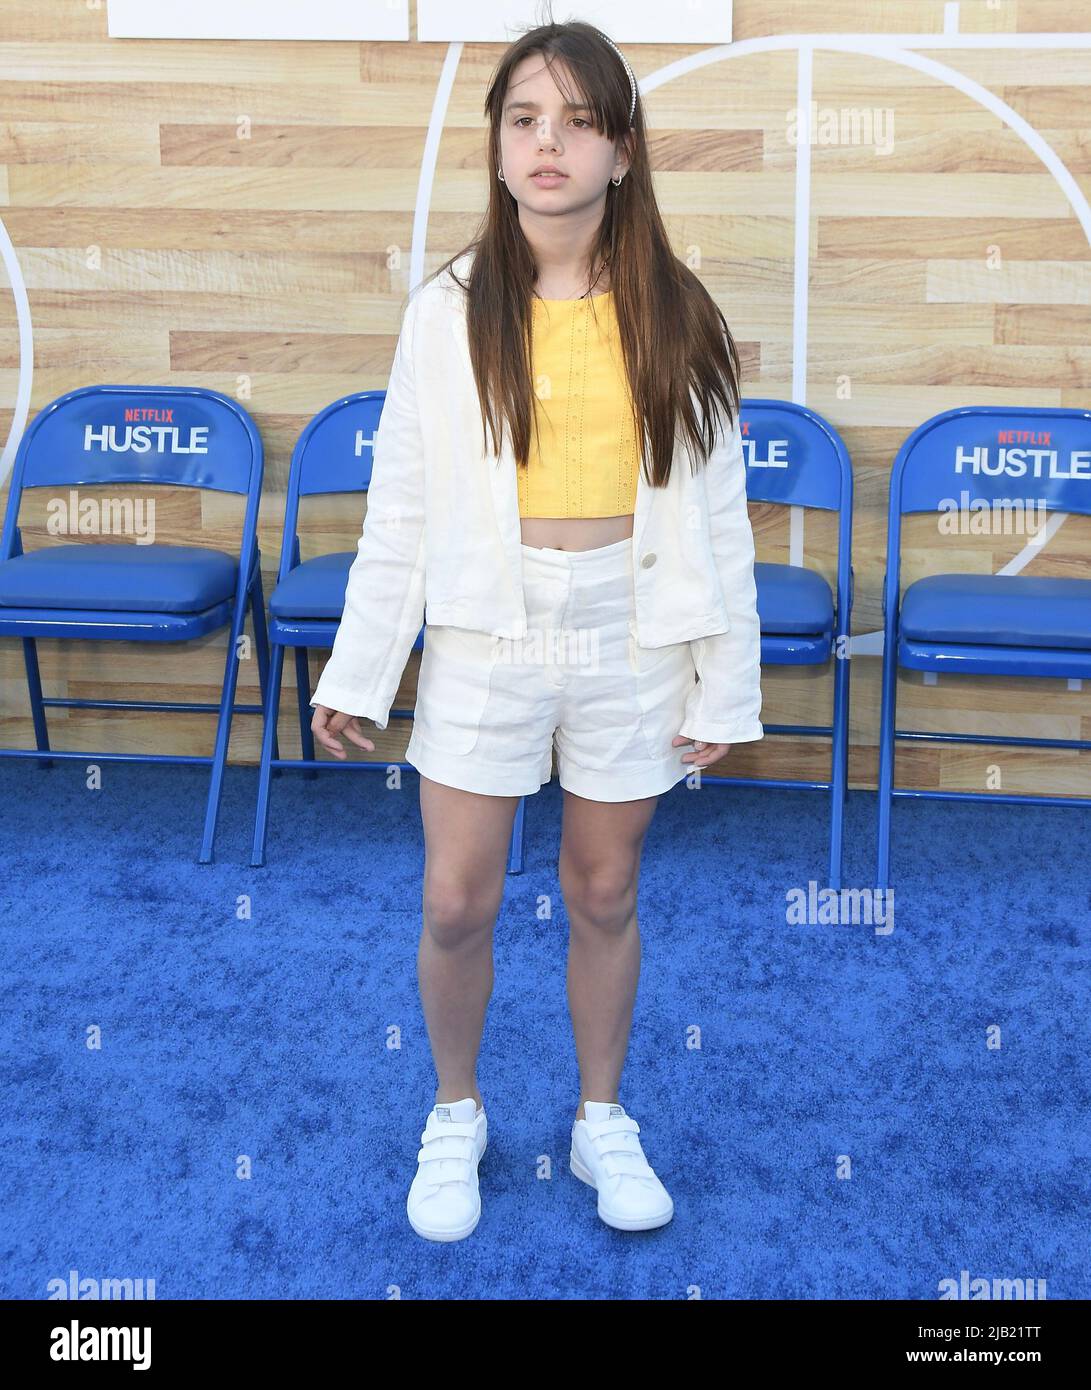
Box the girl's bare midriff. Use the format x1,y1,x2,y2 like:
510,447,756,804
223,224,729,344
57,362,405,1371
519,513,634,551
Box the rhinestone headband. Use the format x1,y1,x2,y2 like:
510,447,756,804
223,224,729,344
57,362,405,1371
593,28,637,127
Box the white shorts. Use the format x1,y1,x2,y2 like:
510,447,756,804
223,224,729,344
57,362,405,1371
404,535,698,802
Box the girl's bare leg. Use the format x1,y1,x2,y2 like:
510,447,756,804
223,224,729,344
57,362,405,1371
417,774,521,1108
558,789,660,1121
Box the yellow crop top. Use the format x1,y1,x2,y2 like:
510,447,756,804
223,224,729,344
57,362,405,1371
516,290,641,518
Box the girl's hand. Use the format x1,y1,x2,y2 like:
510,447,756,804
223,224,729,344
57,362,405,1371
311,705,376,760
674,734,731,768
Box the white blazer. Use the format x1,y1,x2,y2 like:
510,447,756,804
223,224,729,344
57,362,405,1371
310,251,764,747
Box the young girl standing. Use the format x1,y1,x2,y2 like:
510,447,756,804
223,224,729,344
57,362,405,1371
310,18,763,1242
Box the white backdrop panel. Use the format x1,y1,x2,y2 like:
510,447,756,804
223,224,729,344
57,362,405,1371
107,0,410,41
416,1,733,44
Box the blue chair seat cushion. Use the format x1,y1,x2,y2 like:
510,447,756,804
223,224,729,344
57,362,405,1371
900,573,1091,649
269,552,355,620
754,561,835,635
0,543,238,613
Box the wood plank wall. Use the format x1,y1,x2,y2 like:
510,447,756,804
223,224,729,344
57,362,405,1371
0,2,1088,794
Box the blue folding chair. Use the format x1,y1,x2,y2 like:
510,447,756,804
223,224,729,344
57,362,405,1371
877,404,1091,888
0,383,268,863
250,391,526,871
695,399,854,887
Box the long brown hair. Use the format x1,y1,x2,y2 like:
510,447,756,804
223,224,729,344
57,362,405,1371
429,13,742,488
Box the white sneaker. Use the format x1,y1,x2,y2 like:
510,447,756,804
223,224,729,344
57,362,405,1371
406,1096,487,1241
570,1101,674,1231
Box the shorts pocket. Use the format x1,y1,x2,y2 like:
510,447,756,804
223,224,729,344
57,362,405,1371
627,619,695,761
415,625,501,755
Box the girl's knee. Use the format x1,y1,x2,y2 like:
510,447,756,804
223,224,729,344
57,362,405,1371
422,872,497,948
560,857,637,932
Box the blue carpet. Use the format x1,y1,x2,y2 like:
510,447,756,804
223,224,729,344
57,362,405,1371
1,757,1087,1300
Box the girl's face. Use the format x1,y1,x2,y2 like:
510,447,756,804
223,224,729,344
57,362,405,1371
499,54,628,217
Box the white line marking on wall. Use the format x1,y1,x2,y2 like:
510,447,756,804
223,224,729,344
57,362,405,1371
0,219,34,490
410,41,464,293
789,45,814,567
998,509,1071,577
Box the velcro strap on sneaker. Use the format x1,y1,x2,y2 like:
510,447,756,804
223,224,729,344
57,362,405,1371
419,1121,478,1145
417,1147,474,1167
586,1118,655,1181
585,1117,640,1141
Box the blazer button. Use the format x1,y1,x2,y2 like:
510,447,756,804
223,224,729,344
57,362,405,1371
640,552,656,568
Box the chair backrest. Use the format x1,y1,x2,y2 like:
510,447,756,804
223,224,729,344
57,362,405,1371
739,398,854,632
277,391,386,583
1,383,264,565
740,398,850,513
883,405,1091,615
892,405,1091,517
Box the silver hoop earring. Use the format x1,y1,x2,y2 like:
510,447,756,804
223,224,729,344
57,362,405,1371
498,167,506,182
611,174,623,187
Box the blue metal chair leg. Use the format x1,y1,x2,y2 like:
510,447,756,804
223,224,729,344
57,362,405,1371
22,636,54,770
199,599,248,864
251,641,286,867
828,646,851,889
876,650,898,892
250,568,280,774
294,647,318,779
507,794,526,874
